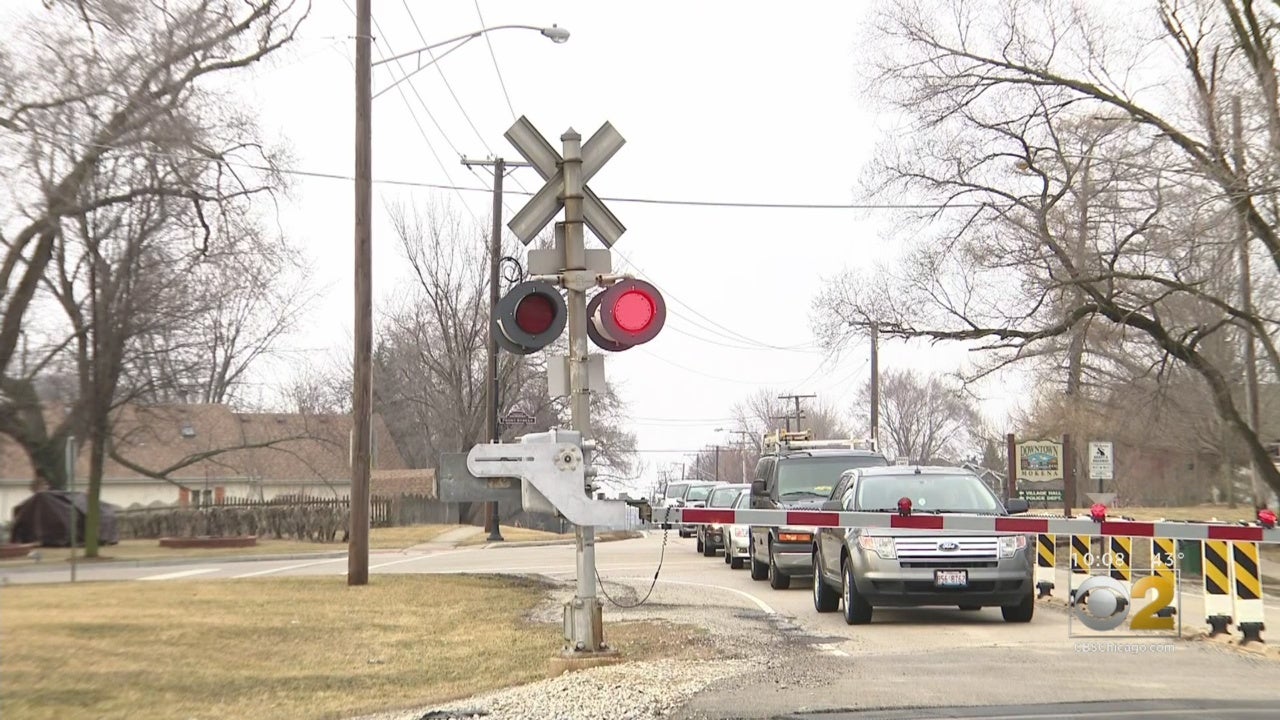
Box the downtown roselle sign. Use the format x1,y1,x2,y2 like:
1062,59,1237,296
1017,441,1064,482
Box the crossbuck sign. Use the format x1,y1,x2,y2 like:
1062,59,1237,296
504,116,627,246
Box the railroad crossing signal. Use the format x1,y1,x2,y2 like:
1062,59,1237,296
505,116,626,246
493,280,568,355
586,279,666,351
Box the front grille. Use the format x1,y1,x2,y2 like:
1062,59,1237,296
894,536,999,561
899,560,997,569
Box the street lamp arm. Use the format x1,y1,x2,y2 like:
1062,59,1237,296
371,24,567,101
372,24,568,66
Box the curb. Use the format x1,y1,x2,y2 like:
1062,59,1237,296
0,550,351,575
474,531,648,550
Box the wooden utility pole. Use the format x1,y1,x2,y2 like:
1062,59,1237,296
349,0,372,586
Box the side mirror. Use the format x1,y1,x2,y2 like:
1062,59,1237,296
1005,498,1029,515
821,499,843,512
751,480,767,496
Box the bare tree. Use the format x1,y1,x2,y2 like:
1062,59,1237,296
857,369,979,464
0,0,308,555
811,0,1280,496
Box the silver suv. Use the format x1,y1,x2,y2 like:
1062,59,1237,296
812,465,1035,625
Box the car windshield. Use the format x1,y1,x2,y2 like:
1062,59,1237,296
707,486,746,508
732,492,749,509
664,483,689,499
855,473,1004,514
776,455,888,499
686,484,715,502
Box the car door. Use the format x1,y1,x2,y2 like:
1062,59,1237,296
819,472,854,579
749,457,775,559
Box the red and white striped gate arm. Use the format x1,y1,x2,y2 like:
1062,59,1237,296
656,507,1280,544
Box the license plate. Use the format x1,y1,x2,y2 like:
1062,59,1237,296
935,570,968,588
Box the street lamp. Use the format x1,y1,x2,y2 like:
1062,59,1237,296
349,9,568,585
372,24,569,99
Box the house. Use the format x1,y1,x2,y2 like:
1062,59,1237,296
0,402,428,521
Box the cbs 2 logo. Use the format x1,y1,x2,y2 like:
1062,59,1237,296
1072,576,1176,631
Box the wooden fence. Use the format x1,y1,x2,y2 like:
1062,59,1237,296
116,493,448,542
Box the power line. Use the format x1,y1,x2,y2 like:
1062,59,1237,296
473,0,518,120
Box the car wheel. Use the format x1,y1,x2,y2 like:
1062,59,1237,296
813,554,839,613
750,548,768,581
702,537,716,557
1001,590,1035,623
768,544,791,590
841,557,873,625
730,556,745,570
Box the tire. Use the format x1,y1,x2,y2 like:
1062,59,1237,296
959,605,982,611
702,537,716,557
750,549,768,581
730,556,745,569
768,544,791,590
1002,590,1035,623
813,553,839,613
841,557,873,625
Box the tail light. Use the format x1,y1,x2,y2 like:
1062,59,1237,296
778,532,812,543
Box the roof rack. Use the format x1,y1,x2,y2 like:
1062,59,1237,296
762,429,877,455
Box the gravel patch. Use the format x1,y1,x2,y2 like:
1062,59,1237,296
348,573,804,720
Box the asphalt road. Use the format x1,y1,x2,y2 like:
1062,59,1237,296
6,533,1279,718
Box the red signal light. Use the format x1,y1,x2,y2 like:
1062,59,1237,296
494,280,567,355
613,289,656,333
897,497,912,517
514,293,557,335
587,279,665,352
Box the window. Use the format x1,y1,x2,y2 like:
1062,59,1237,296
775,455,888,500
855,473,1003,514
708,487,746,508
686,484,714,502
664,482,690,499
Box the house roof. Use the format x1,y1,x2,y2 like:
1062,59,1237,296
371,469,437,497
0,403,410,487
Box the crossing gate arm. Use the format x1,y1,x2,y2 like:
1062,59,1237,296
654,508,1280,543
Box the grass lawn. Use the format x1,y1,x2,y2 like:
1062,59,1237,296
0,525,462,567
1,574,570,720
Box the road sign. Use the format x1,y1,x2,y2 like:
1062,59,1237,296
438,453,522,504
1016,440,1064,481
1089,441,1114,480
501,410,537,427
1019,488,1064,503
504,116,627,247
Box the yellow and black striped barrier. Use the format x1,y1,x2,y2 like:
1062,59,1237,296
1107,536,1132,589
1035,534,1055,598
1150,537,1178,617
1068,534,1091,602
1232,541,1265,644
1202,539,1234,636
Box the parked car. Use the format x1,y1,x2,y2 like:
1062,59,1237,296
696,483,750,556
811,465,1035,625
722,489,752,569
660,482,690,507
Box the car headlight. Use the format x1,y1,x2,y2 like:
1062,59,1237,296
999,534,1028,558
857,535,896,559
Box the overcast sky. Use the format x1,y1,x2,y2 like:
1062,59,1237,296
238,0,1028,481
